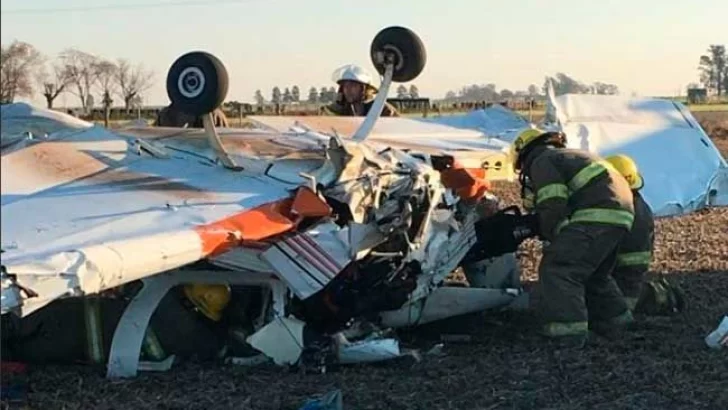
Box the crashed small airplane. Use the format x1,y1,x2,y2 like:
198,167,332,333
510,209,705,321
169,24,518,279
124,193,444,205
1,27,530,378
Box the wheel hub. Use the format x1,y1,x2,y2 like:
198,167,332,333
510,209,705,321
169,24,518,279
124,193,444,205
178,67,206,99
381,45,404,71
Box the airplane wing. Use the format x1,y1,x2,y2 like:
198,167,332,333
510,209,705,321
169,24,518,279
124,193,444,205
546,94,728,216
248,115,516,180
1,107,337,317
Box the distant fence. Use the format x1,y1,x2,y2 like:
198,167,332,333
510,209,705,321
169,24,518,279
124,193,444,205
59,97,658,122
216,98,548,118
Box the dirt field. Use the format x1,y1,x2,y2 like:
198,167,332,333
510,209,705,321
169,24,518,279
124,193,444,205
7,114,728,410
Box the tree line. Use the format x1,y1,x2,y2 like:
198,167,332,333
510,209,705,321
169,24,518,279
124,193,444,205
254,84,421,105
442,44,727,103
255,86,334,105
441,74,619,103
0,40,154,111
2,39,725,110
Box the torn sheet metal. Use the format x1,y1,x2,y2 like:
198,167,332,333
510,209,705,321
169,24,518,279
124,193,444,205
337,338,402,364
248,115,515,180
246,316,305,365
261,223,355,300
299,390,343,410
380,286,521,328
705,315,728,349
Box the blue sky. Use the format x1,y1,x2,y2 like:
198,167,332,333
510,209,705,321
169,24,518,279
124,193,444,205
1,0,725,107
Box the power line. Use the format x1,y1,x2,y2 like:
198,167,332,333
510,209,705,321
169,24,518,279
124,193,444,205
1,0,252,15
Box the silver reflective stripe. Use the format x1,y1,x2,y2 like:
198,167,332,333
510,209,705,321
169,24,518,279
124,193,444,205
617,251,652,267
556,208,635,234
568,160,613,191
542,321,589,336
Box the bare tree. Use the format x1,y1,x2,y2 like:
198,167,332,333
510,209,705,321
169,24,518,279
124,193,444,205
307,86,318,103
254,89,265,106
36,62,71,109
0,40,44,103
499,89,514,99
95,60,118,96
282,87,292,103
527,84,539,97
93,60,117,126
271,86,281,103
396,84,408,98
60,49,102,112
409,84,419,98
699,45,726,96
115,59,154,110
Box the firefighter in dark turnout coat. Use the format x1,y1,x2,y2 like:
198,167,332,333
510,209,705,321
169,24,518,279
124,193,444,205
605,154,685,315
511,128,635,342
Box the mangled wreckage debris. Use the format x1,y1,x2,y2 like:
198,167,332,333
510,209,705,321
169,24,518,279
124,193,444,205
0,27,529,378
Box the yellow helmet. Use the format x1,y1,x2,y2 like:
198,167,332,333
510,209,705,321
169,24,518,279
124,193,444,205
510,127,548,170
605,154,643,190
183,284,231,322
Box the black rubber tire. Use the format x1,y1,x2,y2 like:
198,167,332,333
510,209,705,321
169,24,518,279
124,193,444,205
166,51,229,117
370,26,426,83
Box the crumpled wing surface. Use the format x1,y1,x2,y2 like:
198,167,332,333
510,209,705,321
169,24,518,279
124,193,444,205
248,116,513,179
1,125,332,316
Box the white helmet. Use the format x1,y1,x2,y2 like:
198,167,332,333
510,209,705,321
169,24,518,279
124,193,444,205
331,64,378,91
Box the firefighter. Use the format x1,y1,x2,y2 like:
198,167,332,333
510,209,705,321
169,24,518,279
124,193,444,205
321,64,399,117
0,283,231,365
604,154,685,315
511,127,636,345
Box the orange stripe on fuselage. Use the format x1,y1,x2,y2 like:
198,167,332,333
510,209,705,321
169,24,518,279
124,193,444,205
194,186,332,258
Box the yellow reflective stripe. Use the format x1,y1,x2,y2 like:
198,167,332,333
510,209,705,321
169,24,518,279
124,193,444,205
542,321,589,337
569,208,634,229
556,208,634,234
624,297,639,311
617,251,652,267
536,183,568,204
606,310,634,326
84,297,104,364
142,327,167,361
556,217,570,234
568,160,610,191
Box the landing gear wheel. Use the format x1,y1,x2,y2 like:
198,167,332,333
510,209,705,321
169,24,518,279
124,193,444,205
370,26,426,83
166,51,229,117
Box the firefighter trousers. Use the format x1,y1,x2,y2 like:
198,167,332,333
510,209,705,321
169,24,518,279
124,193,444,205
537,223,630,337
612,266,645,309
